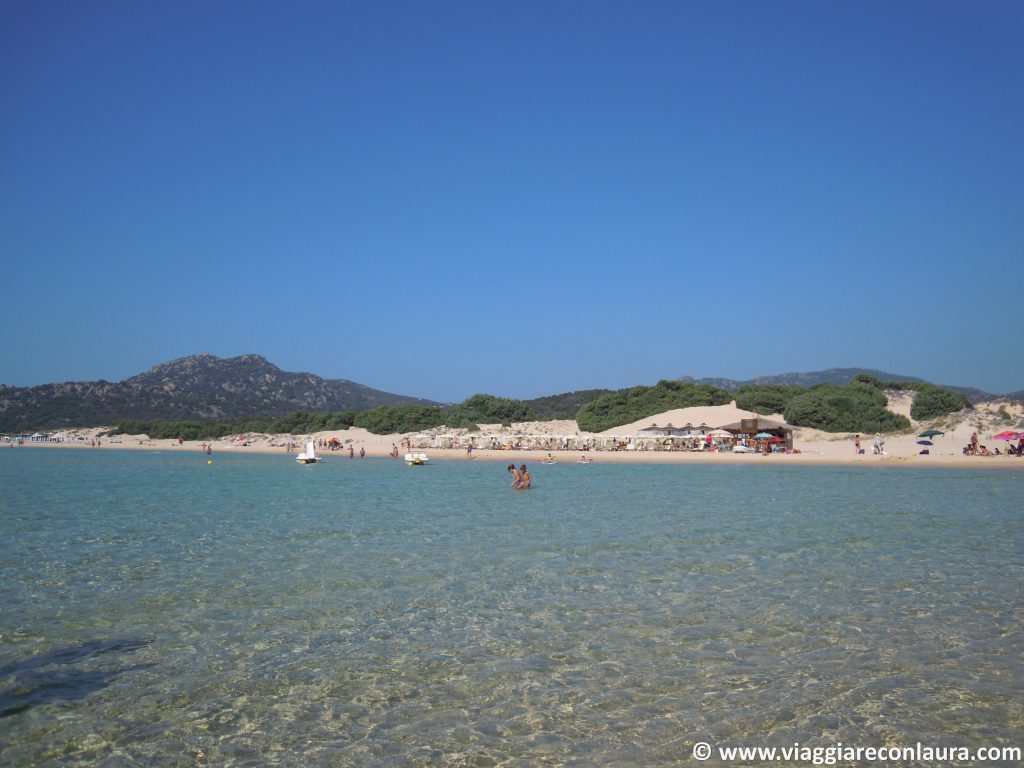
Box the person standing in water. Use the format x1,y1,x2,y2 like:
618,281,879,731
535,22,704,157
508,464,522,488
519,464,532,489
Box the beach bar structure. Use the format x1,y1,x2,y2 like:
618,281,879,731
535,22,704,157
633,422,731,451
718,417,795,450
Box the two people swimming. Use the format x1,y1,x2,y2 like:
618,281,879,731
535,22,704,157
508,463,532,489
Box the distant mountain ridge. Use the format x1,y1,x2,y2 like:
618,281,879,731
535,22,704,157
0,354,434,432
684,367,924,390
0,357,1018,433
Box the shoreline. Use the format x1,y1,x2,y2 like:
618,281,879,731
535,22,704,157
8,396,1022,471
9,440,1024,470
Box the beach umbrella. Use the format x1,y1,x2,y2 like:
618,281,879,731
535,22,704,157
918,429,944,438
754,432,773,439
994,431,1020,440
916,440,933,446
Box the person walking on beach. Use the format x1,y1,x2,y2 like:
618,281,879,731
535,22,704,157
508,463,522,489
854,434,861,454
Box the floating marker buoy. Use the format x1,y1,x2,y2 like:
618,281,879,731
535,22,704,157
208,460,213,465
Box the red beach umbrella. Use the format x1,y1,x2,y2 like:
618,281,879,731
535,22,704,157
994,431,1020,440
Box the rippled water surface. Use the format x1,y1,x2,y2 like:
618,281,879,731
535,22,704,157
1,449,1021,765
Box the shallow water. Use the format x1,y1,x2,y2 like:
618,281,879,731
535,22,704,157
1,449,1021,765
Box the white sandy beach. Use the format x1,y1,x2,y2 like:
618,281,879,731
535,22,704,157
13,395,1024,470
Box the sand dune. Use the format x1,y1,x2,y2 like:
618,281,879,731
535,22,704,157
596,404,789,436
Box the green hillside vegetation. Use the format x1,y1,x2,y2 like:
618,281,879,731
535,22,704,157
111,396,539,440
445,394,536,428
354,395,538,433
525,389,612,420
909,383,971,421
353,405,448,434
734,384,806,415
575,381,732,433
114,405,452,440
850,375,970,421
112,411,360,441
106,376,974,440
736,375,969,433
783,381,911,433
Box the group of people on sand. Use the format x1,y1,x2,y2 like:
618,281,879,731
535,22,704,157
1006,437,1024,456
854,430,1024,458
508,463,532,489
966,431,1024,457
854,434,887,455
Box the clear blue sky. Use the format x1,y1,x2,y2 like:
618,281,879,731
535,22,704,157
2,1,1022,401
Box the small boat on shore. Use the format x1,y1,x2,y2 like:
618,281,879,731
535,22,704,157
296,439,320,464
405,452,430,466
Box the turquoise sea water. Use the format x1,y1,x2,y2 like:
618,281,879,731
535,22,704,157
1,449,1021,766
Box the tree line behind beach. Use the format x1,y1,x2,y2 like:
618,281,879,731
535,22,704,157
105,377,970,441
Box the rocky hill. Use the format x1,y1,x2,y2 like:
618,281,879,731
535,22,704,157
0,354,433,432
2,357,1017,433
